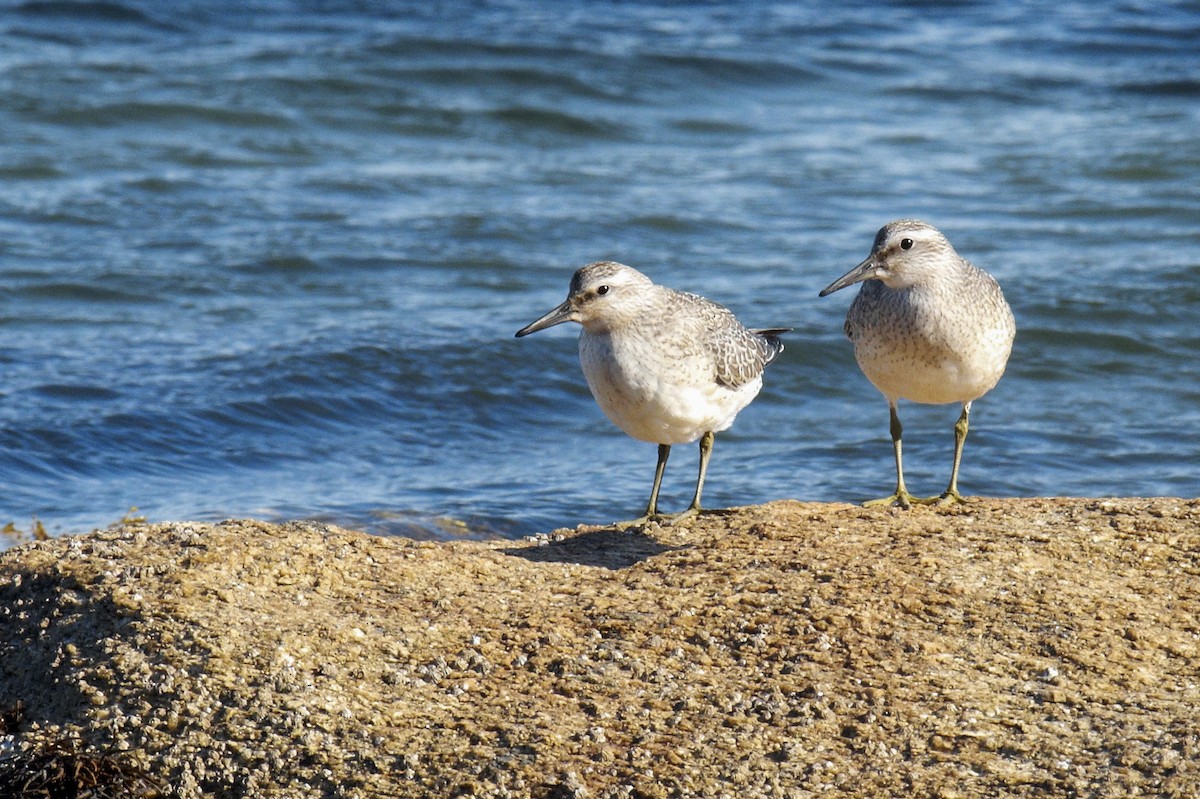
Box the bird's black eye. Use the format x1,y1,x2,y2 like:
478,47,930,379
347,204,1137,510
900,238,914,250
596,285,610,295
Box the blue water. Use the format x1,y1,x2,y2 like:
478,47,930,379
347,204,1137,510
1,1,1197,545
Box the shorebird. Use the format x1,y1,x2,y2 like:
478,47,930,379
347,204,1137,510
516,261,787,523
819,219,1016,509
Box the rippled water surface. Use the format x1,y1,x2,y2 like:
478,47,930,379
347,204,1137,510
1,1,1197,544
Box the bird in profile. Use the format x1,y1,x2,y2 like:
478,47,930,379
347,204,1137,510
516,261,788,524
819,219,1016,509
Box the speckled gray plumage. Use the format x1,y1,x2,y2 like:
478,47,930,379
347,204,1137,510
838,220,1015,406
820,219,1016,507
554,261,784,443
564,261,782,389
516,260,787,519
634,289,782,391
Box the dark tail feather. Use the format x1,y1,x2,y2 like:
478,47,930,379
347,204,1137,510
751,327,790,366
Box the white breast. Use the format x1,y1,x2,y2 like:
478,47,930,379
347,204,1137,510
579,330,761,445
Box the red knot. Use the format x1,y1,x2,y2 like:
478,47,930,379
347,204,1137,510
517,261,787,524
820,220,1016,509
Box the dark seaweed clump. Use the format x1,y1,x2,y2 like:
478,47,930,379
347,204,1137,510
0,706,159,799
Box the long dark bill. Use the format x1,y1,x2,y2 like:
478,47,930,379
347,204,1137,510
818,257,877,297
515,299,574,337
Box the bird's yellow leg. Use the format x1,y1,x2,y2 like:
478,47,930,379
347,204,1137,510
657,431,714,525
928,403,971,505
617,444,674,527
864,403,924,509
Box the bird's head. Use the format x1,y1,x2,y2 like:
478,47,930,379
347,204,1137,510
820,219,956,296
515,261,655,337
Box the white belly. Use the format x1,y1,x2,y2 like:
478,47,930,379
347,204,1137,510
579,331,761,444
855,323,1013,405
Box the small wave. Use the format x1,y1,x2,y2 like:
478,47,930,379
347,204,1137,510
0,161,64,180
365,36,577,64
32,383,121,401
27,381,120,405
14,0,184,31
1016,325,1168,360
627,214,698,233
486,106,628,139
17,0,147,23
669,118,756,136
232,256,322,275
158,145,279,170
1093,163,1180,182
388,65,622,103
640,52,820,86
19,282,160,304
123,176,203,194
10,208,107,227
198,392,393,436
41,101,294,130
885,83,1033,105
0,444,77,482
370,106,467,137
1116,79,1200,98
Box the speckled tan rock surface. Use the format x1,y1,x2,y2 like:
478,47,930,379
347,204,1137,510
2,498,1198,798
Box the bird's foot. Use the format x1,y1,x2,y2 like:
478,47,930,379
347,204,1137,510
615,512,674,529
660,506,700,526
926,489,968,507
863,490,922,510
616,506,704,528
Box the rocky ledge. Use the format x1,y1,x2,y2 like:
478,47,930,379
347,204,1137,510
1,498,1198,798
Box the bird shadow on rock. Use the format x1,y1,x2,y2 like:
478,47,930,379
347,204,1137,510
501,525,686,570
